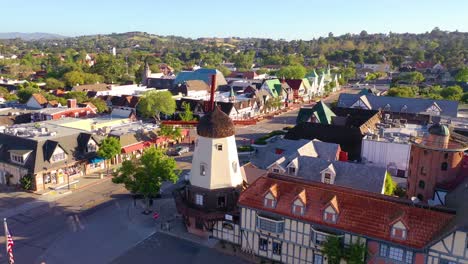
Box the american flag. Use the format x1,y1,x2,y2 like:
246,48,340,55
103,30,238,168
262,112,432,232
3,218,14,264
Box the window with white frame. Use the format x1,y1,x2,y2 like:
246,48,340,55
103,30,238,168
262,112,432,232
259,237,268,251
272,241,282,255
311,231,328,245
391,226,407,240
323,173,332,184
51,148,66,163
257,216,284,233
405,251,413,264
195,194,203,206
380,244,388,257
324,211,337,222
288,167,296,174
313,254,323,264
10,153,25,164
272,168,280,173
388,247,404,261
292,203,304,215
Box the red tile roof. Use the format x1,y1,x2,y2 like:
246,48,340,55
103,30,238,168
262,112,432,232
31,93,48,105
238,174,455,249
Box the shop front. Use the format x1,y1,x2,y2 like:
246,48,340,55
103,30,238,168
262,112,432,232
86,157,106,174
41,163,83,190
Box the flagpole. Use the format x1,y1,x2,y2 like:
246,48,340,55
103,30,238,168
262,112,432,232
3,218,8,264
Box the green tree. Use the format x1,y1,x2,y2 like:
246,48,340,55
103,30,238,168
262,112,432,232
322,236,344,264
454,68,468,82
64,91,89,103
45,78,65,90
158,125,182,141
440,85,463,101
276,65,307,79
461,93,468,104
217,65,231,78
97,137,122,176
88,97,108,113
63,71,85,87
137,90,176,122
232,51,255,70
0,87,18,101
387,87,417,98
345,239,366,264
179,101,194,121
399,72,424,85
112,147,180,213
384,172,398,195
16,86,41,103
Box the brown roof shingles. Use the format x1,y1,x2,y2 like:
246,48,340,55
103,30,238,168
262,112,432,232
238,174,455,249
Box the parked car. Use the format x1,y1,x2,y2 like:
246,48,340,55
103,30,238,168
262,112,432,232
175,146,189,156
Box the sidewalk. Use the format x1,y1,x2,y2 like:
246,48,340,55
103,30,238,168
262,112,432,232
0,173,113,220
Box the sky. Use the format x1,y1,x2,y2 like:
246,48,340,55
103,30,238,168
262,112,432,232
3,0,468,40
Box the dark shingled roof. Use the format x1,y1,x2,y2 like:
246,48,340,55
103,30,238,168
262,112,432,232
197,106,235,138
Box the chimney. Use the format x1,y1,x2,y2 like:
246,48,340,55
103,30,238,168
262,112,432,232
67,99,77,108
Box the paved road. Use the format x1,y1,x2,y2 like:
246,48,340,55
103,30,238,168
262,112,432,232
111,232,247,264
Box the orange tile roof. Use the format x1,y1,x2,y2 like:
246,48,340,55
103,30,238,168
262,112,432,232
31,93,48,105
296,189,307,205
238,174,455,249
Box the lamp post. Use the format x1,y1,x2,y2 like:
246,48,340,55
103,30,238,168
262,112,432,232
65,161,70,190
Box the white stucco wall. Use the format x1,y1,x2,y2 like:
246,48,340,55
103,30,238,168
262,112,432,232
190,135,243,189
361,138,411,176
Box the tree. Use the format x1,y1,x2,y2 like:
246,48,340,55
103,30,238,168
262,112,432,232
384,173,398,195
399,72,424,85
345,239,366,264
97,137,122,176
137,90,176,122
88,98,108,113
158,125,182,142
179,101,194,121
461,93,468,104
0,87,18,102
322,236,343,264
64,91,89,103
276,65,307,79
112,147,180,213
387,86,417,98
440,85,463,101
217,65,231,77
45,78,65,90
232,51,255,70
16,86,41,103
454,68,468,82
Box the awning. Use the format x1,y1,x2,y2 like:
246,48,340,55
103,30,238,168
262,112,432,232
89,157,105,164
122,142,151,154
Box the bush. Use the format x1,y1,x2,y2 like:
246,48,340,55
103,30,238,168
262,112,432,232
20,174,33,190
237,145,254,152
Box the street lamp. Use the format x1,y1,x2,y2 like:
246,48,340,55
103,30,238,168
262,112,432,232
65,161,70,190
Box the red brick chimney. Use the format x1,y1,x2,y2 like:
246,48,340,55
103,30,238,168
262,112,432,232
67,99,77,108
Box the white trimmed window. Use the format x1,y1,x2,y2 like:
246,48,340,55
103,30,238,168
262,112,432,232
324,173,332,184
292,204,304,215
257,216,284,233
195,194,203,206
388,247,404,262
264,197,276,208
272,168,280,173
10,153,25,164
391,221,408,240
51,148,66,163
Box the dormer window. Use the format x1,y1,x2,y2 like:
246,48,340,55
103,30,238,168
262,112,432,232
323,196,339,224
51,147,66,163
401,105,408,112
391,221,408,240
324,173,332,184
288,167,296,174
323,207,337,223
9,150,31,165
264,184,278,208
321,163,336,184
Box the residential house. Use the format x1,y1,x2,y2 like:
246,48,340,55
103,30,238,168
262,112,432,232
0,123,100,190
30,99,97,122
285,79,312,102
337,94,459,118
26,93,56,109
176,80,211,98
235,173,454,264
296,101,336,125
260,79,282,98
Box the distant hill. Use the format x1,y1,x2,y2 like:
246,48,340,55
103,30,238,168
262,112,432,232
0,32,67,40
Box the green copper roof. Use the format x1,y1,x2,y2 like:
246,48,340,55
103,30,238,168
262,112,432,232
264,79,280,98
296,101,336,125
